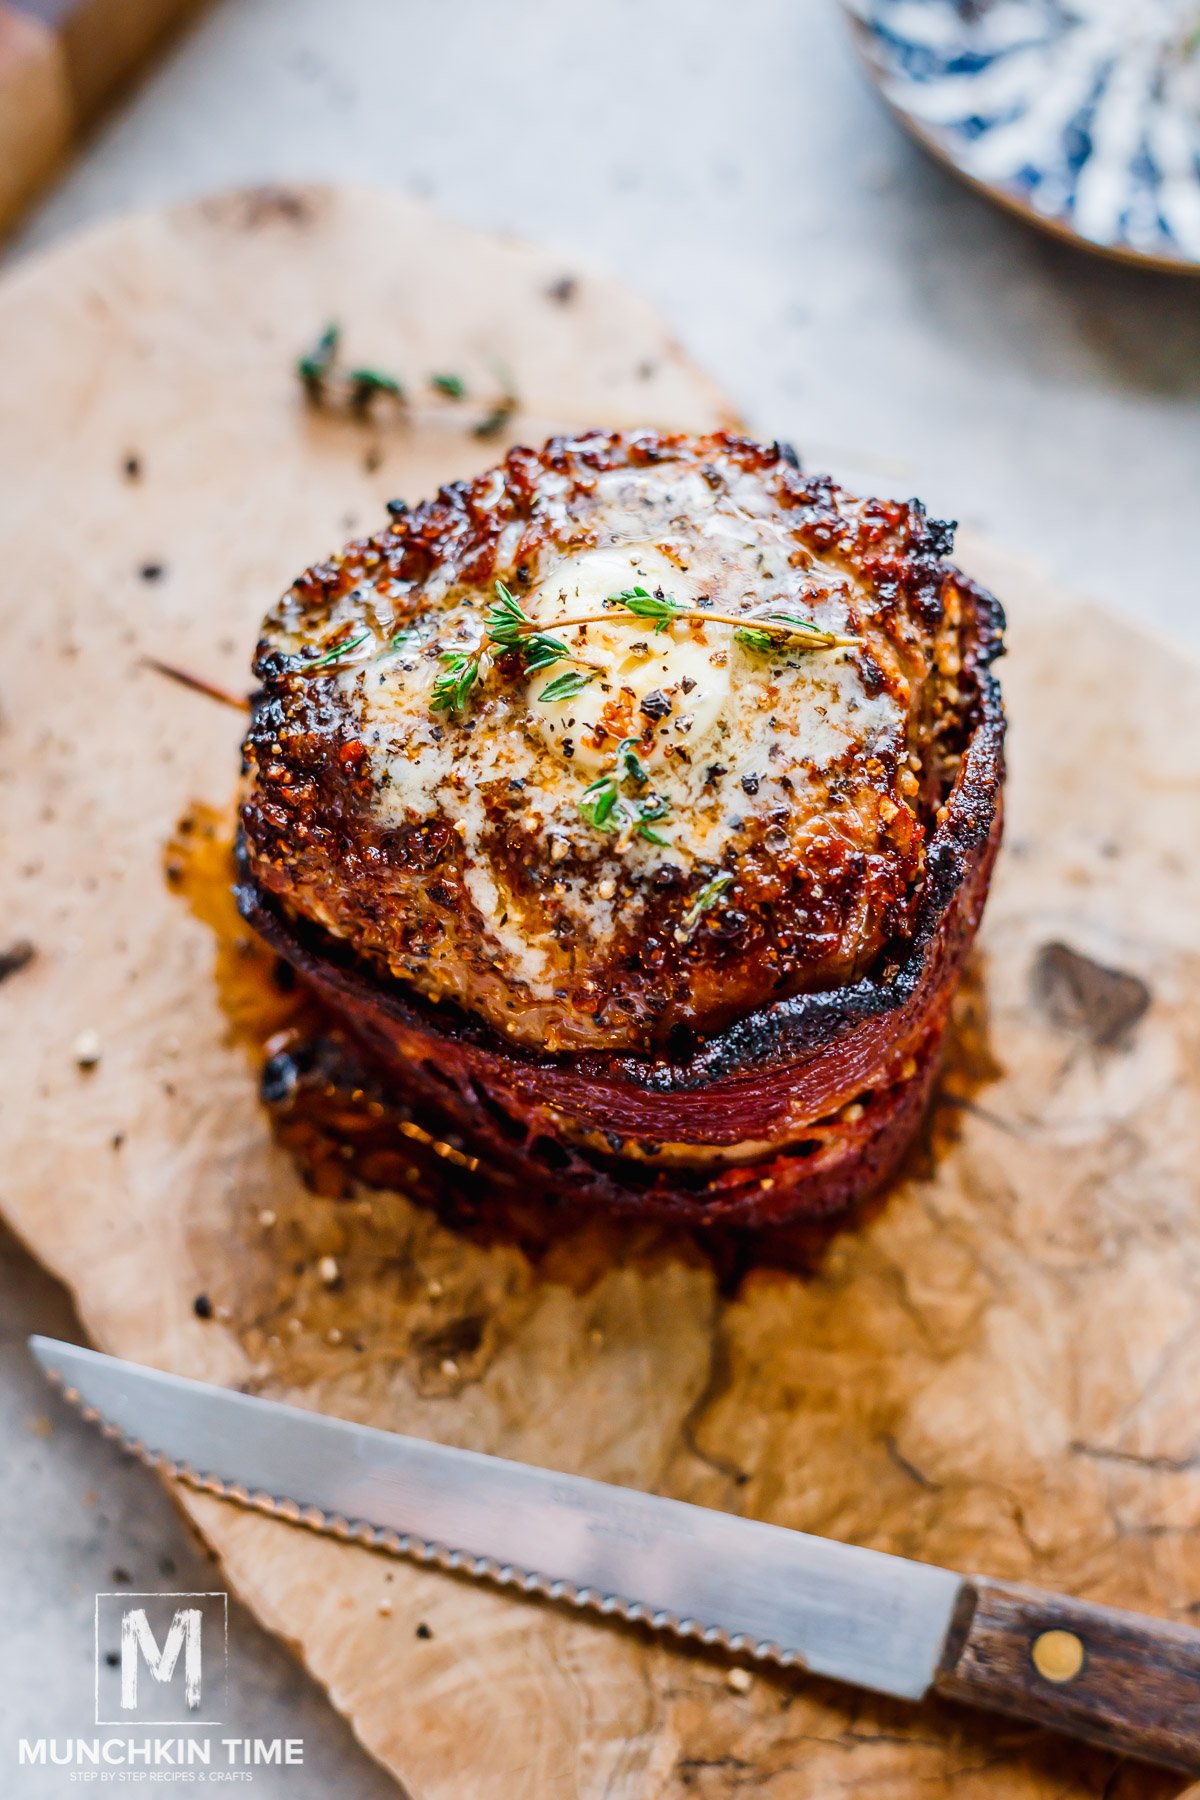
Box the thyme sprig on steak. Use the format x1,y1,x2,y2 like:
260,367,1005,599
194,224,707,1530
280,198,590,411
431,581,602,713
428,582,858,717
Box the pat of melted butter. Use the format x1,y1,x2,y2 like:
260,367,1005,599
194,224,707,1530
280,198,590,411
523,545,730,775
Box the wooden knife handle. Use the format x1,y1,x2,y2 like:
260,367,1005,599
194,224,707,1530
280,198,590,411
934,1577,1200,1772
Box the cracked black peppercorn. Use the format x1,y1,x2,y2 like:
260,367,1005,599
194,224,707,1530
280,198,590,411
640,689,672,721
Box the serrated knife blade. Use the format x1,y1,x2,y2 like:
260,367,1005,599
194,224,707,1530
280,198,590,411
31,1333,959,1699
35,1335,1200,1773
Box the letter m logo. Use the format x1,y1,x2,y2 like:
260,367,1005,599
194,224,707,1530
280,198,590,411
121,1606,202,1711
95,1592,228,1724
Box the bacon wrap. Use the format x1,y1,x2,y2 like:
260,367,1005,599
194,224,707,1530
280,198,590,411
237,579,1003,1227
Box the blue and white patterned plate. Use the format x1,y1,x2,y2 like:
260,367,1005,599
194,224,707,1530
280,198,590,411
845,0,1200,270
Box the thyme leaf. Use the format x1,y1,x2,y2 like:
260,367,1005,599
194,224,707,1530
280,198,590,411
578,737,671,845
578,778,618,833
615,738,649,787
297,322,340,393
767,611,825,632
430,372,467,400
347,367,405,409
311,631,371,668
735,609,843,653
537,669,594,704
678,871,733,937
484,581,531,648
608,585,687,633
522,634,572,674
632,794,671,845
473,395,518,439
431,650,481,713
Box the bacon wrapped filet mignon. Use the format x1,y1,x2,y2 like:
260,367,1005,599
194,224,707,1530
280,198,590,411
239,431,1004,1226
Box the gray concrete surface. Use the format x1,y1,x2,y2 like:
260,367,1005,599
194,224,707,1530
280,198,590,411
0,1221,405,1799
2,1,1197,1794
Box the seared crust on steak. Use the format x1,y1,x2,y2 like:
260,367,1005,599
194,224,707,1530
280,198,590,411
242,432,986,1057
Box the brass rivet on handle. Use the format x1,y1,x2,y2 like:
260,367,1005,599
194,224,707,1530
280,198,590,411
1032,1629,1085,1683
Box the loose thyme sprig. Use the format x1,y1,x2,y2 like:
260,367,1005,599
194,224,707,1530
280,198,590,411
296,327,517,432
578,738,671,847
297,322,407,414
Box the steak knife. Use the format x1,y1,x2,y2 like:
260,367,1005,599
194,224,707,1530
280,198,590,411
30,1335,1200,1772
